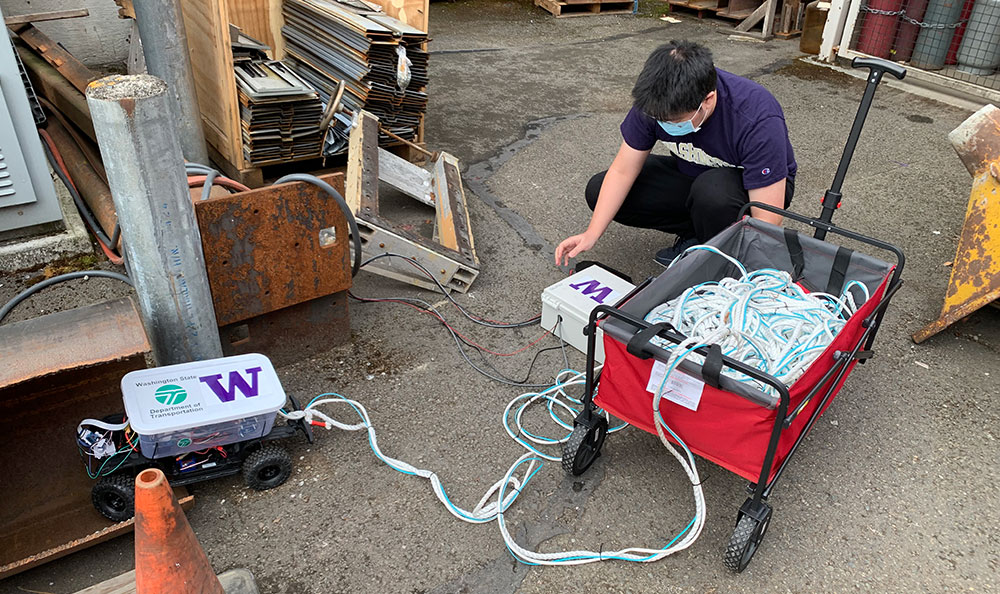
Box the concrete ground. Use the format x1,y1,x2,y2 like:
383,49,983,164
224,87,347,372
3,0,998,592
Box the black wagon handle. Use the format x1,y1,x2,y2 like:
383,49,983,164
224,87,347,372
815,57,907,240
851,57,907,81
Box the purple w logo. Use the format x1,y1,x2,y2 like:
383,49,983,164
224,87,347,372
569,279,614,304
199,367,263,403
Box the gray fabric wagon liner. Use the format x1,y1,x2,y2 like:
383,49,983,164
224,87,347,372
602,217,896,409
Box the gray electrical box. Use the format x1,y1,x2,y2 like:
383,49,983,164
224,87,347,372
0,23,62,240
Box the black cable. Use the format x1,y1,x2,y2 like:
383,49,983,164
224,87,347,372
359,252,541,328
275,174,362,278
109,223,121,249
0,270,133,324
40,138,115,248
349,291,557,388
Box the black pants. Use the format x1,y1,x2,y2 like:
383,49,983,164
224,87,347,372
585,155,795,242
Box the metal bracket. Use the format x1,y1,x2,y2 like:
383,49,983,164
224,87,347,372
347,109,480,293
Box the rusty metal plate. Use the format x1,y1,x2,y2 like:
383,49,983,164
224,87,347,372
0,298,163,579
0,297,148,389
195,173,352,327
219,291,350,367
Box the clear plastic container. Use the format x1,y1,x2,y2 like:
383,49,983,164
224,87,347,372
121,353,286,459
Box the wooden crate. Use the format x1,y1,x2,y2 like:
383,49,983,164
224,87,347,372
178,0,429,187
535,0,637,17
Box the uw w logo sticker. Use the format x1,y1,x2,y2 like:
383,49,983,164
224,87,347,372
155,384,188,405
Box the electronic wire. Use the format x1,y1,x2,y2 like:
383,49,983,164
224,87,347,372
350,290,557,388
356,252,541,328
280,395,541,524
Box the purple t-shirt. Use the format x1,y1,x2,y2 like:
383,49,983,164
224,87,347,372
620,69,796,190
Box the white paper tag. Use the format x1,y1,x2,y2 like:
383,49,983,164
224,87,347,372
646,360,705,412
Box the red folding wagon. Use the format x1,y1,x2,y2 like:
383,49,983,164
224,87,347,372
561,58,907,572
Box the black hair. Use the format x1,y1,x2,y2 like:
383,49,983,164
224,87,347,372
631,40,717,121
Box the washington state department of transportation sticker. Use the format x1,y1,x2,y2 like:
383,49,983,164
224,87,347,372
646,360,705,412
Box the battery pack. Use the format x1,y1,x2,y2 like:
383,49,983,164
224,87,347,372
541,266,635,363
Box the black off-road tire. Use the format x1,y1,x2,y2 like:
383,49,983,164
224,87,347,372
92,473,135,522
242,445,292,491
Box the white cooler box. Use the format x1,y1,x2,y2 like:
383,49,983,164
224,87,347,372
121,353,286,459
541,266,635,363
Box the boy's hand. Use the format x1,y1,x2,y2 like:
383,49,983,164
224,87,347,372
555,233,596,267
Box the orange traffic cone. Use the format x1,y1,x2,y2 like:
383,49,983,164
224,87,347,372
133,468,226,594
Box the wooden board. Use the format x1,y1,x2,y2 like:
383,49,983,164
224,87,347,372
14,24,98,94
4,8,90,26
668,0,722,13
178,0,244,170
368,0,428,33
230,0,286,59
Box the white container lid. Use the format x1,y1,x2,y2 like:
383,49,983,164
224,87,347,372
541,265,635,319
121,353,286,435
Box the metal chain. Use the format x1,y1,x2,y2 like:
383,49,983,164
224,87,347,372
860,4,968,29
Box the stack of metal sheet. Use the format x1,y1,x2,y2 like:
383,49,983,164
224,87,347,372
233,35,324,166
282,0,428,156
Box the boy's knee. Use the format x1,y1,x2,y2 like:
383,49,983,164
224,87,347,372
585,172,606,211
688,168,744,214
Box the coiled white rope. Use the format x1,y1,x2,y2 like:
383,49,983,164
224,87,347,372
647,246,869,395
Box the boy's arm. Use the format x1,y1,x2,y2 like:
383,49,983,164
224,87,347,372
556,142,649,266
747,178,786,226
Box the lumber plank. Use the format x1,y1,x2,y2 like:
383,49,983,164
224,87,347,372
734,0,769,31
178,0,244,169
14,24,97,94
378,147,434,205
17,43,96,141
367,0,428,33
4,9,89,26
229,0,286,59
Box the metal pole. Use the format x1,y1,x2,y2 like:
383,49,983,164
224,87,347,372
132,0,209,164
86,74,223,365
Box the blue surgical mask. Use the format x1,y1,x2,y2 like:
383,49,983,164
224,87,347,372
658,105,704,136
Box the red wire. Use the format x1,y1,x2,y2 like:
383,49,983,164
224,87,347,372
187,175,252,193
122,414,137,451
356,296,552,356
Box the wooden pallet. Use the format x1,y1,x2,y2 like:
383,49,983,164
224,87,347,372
535,0,636,18
667,0,761,21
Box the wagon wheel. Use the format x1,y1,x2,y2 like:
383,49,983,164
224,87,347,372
723,504,772,572
561,416,608,476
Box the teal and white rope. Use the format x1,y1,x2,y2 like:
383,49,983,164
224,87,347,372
648,245,870,395
281,364,706,565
